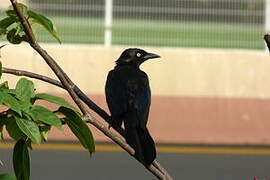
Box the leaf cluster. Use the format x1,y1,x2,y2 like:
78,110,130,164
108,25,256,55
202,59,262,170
0,3,61,44
0,63,94,180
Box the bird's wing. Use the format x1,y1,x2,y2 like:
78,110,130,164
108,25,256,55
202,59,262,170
126,71,151,127
105,70,128,118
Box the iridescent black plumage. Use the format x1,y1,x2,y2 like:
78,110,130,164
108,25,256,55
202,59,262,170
105,48,160,166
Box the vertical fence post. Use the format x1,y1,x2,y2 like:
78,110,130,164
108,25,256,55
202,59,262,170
104,0,113,46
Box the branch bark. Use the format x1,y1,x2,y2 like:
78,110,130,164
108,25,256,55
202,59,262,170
8,1,173,179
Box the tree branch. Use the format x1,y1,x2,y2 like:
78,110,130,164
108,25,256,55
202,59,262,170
8,1,173,179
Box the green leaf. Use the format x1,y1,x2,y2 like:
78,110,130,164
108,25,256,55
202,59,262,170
6,118,24,141
13,139,30,180
34,93,70,107
0,61,2,78
15,23,24,35
40,125,51,141
15,116,41,144
15,78,35,102
0,81,9,89
27,10,61,43
0,126,3,140
20,102,32,114
0,117,6,140
0,16,17,29
29,106,62,130
0,118,4,140
5,10,17,17
0,173,16,180
0,29,6,37
7,29,23,44
34,93,78,113
1,88,16,96
59,107,95,154
0,91,22,116
7,3,28,17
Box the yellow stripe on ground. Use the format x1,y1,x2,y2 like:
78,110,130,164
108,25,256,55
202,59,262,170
156,146,270,155
1,142,270,155
0,143,123,152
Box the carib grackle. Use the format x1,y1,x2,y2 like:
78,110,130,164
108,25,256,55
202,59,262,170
105,48,160,166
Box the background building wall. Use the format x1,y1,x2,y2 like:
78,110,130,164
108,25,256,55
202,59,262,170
1,44,270,145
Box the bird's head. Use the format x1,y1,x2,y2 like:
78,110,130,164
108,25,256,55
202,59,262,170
116,48,160,68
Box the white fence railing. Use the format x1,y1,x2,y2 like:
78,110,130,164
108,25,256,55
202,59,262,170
0,0,266,49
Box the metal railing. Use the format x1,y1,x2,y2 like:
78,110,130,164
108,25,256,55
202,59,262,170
0,0,266,49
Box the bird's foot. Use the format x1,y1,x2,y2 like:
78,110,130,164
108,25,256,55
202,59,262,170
108,121,122,130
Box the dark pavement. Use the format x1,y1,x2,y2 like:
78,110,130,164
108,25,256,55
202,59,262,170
1,143,270,180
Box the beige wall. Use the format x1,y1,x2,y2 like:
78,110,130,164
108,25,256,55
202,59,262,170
1,44,270,99
1,43,270,144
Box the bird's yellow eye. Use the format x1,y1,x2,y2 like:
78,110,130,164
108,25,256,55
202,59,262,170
136,53,141,57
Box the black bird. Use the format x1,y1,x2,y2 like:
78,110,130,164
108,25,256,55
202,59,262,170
105,48,160,166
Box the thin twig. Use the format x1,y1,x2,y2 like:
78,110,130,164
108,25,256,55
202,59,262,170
8,1,172,179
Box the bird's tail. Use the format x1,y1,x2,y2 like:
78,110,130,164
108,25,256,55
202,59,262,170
125,125,145,164
137,127,156,166
125,126,156,166
124,111,156,166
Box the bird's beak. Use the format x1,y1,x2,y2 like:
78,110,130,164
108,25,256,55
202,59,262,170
143,52,161,60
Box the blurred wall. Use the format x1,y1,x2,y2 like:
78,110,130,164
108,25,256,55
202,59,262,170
0,0,29,9
1,43,270,145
